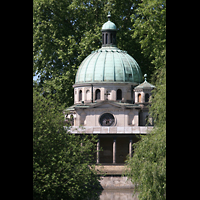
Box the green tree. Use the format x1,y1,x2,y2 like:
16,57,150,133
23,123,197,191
33,0,154,107
124,0,166,199
131,0,166,73
124,68,166,200
33,86,101,199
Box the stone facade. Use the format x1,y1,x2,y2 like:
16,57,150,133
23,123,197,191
73,82,137,104
99,176,134,189
99,189,139,200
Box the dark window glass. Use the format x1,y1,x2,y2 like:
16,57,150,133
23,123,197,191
117,89,122,100
79,90,82,101
145,93,149,102
95,89,100,100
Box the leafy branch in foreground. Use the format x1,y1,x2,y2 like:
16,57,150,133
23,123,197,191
33,87,101,199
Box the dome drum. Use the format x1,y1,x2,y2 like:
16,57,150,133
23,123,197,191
73,82,137,104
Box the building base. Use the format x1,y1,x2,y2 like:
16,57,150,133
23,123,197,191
95,165,134,189
99,188,139,200
99,175,135,189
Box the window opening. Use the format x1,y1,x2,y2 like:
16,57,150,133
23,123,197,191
79,90,82,101
117,89,122,100
99,113,115,126
138,94,141,102
145,93,149,102
95,89,100,100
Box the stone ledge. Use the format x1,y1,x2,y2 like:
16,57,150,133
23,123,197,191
95,165,126,175
99,176,135,189
68,126,153,134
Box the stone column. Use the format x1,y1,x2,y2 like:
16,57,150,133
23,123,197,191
82,87,85,102
76,113,80,126
102,88,106,101
141,92,145,103
113,138,116,164
134,112,139,126
112,89,116,101
135,91,138,103
97,139,100,164
129,138,132,157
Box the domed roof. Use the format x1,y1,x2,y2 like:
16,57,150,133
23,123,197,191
101,11,117,31
102,21,117,30
75,46,143,84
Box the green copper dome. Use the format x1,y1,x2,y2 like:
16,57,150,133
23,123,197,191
75,46,143,84
102,21,117,30
75,13,143,84
101,11,117,31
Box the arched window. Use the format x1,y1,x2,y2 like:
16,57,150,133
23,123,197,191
117,89,122,100
138,94,141,103
95,89,100,100
79,90,82,101
102,34,104,44
145,93,149,102
110,33,112,43
106,33,108,44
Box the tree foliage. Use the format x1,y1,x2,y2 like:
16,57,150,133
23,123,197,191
124,0,166,199
131,0,166,72
33,87,101,199
125,68,166,200
33,0,166,199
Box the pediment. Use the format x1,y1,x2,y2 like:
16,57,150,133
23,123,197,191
93,103,114,108
91,101,122,108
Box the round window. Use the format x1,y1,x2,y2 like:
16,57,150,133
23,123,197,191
99,113,115,126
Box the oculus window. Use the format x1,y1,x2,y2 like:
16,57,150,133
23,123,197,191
99,113,115,126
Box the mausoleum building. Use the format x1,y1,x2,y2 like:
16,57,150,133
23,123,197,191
65,14,155,187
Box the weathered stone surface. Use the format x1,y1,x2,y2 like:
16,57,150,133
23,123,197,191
109,127,117,133
99,189,139,200
93,127,101,133
99,176,135,189
101,127,109,133
95,165,125,175
69,126,153,134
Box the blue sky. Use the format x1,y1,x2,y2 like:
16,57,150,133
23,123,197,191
33,74,40,82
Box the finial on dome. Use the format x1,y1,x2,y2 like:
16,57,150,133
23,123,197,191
144,74,147,81
107,11,111,21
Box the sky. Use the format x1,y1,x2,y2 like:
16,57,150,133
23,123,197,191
33,74,40,82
